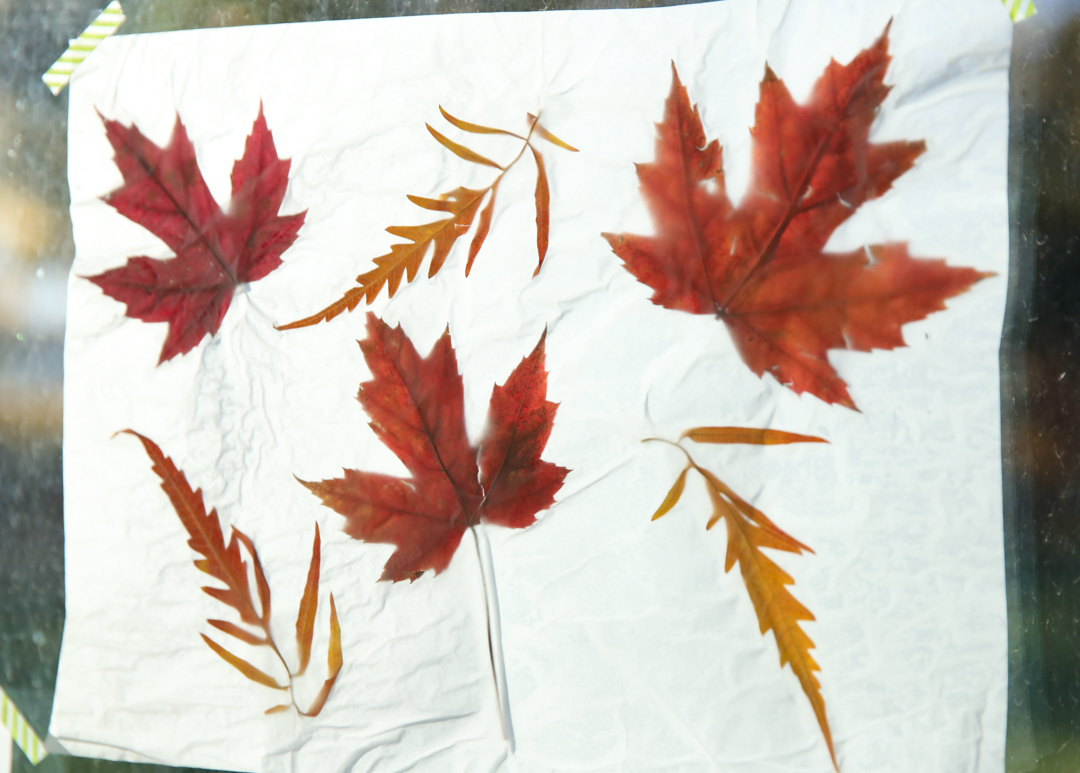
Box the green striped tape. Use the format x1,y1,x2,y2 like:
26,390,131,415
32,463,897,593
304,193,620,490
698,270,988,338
0,686,47,765
1002,0,1037,21
42,1,125,96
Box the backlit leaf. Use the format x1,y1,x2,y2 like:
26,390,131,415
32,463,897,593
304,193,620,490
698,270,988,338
201,634,286,690
531,145,550,276
87,105,305,364
426,124,504,169
682,427,828,445
527,114,579,152
280,109,575,328
207,619,266,646
302,314,568,582
651,466,688,521
603,30,990,409
295,524,320,676
440,106,523,138
304,594,343,718
122,431,261,626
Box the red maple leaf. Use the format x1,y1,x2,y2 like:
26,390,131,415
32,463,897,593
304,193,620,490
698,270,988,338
87,105,306,364
302,313,568,582
603,28,991,409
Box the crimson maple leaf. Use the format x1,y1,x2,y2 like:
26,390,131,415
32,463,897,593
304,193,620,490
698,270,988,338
603,28,990,409
302,313,568,582
87,105,306,364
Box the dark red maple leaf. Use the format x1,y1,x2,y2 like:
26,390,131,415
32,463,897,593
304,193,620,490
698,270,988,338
603,28,991,409
302,312,568,582
87,105,306,364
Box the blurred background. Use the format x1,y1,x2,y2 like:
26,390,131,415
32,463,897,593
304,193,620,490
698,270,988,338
0,0,1077,771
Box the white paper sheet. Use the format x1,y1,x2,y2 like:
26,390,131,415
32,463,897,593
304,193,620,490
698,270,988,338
55,1,1012,771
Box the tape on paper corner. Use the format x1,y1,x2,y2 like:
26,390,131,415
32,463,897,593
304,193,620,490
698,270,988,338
42,1,125,96
0,686,47,766
1003,0,1037,21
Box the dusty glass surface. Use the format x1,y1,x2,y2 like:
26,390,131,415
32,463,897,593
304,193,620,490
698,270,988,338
0,0,1076,771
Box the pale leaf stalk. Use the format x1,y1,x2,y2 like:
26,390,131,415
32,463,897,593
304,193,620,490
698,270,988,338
278,111,577,329
470,524,515,751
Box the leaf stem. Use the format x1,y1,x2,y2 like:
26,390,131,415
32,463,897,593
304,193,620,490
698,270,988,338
470,524,515,751
642,436,695,467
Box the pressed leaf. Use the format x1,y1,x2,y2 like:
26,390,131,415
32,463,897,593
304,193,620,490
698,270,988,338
122,431,261,626
87,105,305,364
201,634,286,690
682,427,827,446
530,145,550,276
278,186,487,328
280,109,575,329
207,619,267,646
295,524,321,676
604,31,990,409
426,125,503,170
467,180,499,277
477,329,569,529
328,594,343,673
527,114,579,152
264,705,290,715
698,467,812,554
233,527,271,623
440,106,523,139
303,313,568,581
651,466,689,521
305,593,343,718
699,474,835,770
126,432,343,716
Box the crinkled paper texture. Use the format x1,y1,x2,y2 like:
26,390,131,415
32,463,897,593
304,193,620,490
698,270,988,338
56,1,1011,771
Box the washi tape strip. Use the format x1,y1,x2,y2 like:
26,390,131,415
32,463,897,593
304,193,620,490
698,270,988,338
0,686,47,765
1002,0,1037,20
41,1,125,96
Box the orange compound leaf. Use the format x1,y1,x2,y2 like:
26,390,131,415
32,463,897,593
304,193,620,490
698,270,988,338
301,313,569,582
277,186,487,330
295,524,321,676
200,634,286,690
121,430,261,627
603,29,990,410
86,105,305,364
279,109,576,330
123,431,345,716
648,435,833,768
682,427,827,445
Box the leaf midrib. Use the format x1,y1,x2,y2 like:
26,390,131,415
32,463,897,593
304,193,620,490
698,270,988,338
121,131,239,286
715,66,872,313
374,330,479,526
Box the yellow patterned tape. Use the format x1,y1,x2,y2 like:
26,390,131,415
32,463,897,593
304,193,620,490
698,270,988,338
0,686,46,765
42,1,125,96
1003,0,1037,20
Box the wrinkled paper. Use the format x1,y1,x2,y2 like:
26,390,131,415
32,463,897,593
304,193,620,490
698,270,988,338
56,1,1012,770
